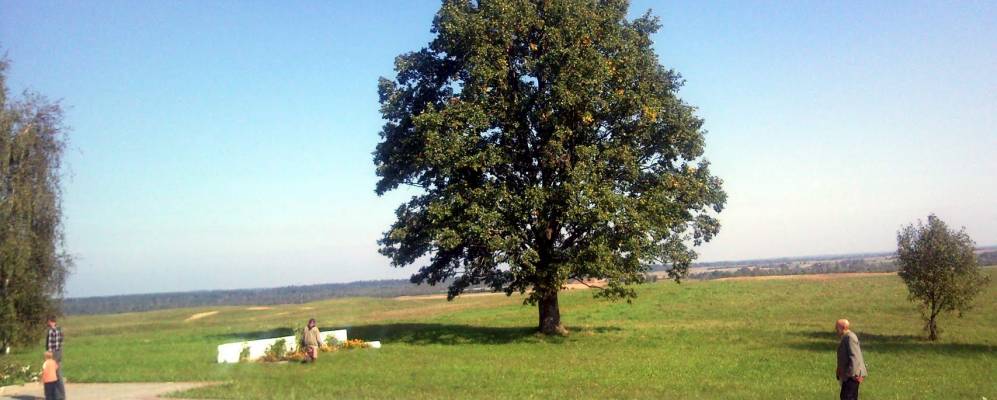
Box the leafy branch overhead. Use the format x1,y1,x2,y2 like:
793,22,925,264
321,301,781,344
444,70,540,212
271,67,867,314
373,0,725,333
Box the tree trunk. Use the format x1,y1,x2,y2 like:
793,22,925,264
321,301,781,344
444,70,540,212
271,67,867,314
927,314,938,341
538,290,566,335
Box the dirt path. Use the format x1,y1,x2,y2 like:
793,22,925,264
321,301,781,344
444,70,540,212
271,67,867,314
184,311,219,322
0,382,218,400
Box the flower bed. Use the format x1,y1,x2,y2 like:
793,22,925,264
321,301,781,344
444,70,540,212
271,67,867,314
254,337,372,363
0,362,38,386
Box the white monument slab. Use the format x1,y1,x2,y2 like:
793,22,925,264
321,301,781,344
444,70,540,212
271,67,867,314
216,329,348,363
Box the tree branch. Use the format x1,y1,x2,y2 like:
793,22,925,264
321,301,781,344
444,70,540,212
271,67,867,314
570,276,605,290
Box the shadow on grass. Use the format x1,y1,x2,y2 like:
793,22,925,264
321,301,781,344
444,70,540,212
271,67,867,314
209,324,621,345
790,330,994,357
351,323,622,345
347,323,539,345
206,327,296,341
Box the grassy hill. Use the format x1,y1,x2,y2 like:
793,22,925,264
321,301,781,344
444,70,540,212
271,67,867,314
5,270,995,399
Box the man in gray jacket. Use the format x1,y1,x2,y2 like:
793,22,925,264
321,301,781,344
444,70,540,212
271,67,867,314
835,319,867,400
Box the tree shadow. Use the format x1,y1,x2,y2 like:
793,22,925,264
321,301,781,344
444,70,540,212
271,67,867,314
346,323,538,345
208,323,621,345
206,327,296,341
345,323,621,345
789,330,994,357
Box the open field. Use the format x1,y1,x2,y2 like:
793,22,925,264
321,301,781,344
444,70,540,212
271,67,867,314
4,269,995,399
714,272,897,282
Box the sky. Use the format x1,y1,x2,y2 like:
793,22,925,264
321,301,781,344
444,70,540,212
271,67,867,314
1,0,994,297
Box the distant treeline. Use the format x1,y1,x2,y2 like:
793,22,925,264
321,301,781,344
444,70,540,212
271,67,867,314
651,252,892,272
691,250,997,280
62,280,447,315
980,250,997,266
689,251,896,269
64,250,997,316
690,259,899,280
673,246,997,271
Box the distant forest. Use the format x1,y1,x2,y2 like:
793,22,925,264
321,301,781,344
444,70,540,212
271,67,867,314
687,249,997,280
64,249,997,316
688,258,898,280
63,280,447,315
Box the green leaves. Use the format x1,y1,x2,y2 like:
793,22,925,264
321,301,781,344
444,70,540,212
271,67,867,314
374,1,725,316
0,56,72,349
896,214,990,340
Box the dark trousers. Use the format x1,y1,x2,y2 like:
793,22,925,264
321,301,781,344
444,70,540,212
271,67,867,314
51,349,66,398
52,349,62,376
840,378,860,400
44,381,64,400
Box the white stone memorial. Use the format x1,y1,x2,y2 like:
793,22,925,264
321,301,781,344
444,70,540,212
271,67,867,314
216,329,349,363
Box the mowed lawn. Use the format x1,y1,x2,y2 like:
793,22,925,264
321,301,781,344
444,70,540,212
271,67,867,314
6,270,995,399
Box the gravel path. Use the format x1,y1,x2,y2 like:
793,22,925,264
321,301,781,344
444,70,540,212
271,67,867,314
0,382,218,400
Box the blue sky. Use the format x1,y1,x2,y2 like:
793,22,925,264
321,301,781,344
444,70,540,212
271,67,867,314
1,1,994,297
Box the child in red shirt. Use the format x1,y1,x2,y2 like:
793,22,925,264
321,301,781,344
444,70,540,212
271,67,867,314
40,351,63,400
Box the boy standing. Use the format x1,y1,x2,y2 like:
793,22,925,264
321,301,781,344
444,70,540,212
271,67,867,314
46,316,66,398
41,351,63,400
46,316,63,367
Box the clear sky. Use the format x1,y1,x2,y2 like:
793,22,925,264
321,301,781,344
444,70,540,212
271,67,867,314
2,1,994,297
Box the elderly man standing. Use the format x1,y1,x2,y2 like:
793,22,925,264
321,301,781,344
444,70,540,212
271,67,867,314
835,319,867,400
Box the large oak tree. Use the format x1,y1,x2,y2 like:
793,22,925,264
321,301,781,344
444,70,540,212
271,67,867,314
374,0,725,334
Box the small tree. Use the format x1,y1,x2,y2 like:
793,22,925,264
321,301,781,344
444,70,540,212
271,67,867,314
896,214,990,341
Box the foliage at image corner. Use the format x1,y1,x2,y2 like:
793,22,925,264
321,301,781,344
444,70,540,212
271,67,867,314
0,53,73,350
373,0,725,332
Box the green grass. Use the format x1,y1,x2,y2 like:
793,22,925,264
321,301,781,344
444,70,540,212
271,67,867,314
5,270,995,399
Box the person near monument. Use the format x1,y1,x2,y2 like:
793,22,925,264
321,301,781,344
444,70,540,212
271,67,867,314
835,318,867,400
303,318,321,363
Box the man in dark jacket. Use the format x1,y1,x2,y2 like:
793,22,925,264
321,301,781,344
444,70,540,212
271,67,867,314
836,319,867,400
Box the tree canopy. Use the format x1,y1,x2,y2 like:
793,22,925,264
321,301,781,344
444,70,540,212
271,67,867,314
896,214,989,340
374,0,725,334
0,56,72,350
